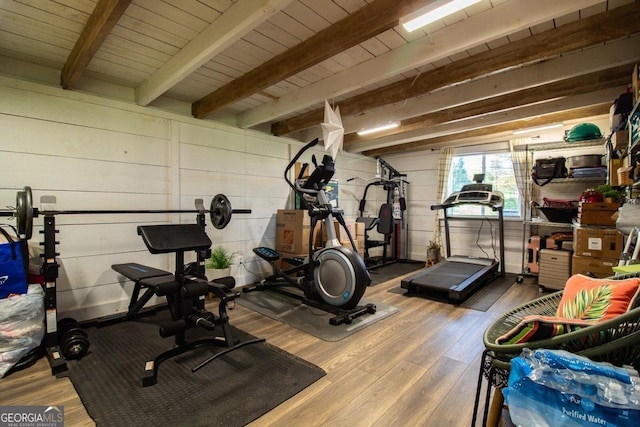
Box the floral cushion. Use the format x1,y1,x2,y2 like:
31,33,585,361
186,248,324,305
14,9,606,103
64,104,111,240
556,274,640,322
495,275,640,345
495,315,593,345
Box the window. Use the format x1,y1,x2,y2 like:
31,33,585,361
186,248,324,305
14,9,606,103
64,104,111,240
447,152,521,217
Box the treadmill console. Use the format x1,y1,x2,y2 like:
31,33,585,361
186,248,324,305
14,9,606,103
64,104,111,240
435,189,504,210
460,183,492,192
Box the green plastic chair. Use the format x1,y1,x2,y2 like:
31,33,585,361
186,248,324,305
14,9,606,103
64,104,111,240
472,271,640,427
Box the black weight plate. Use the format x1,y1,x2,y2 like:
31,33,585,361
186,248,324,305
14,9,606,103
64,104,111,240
15,186,33,240
210,194,232,229
62,334,90,360
57,318,78,335
62,327,87,344
23,186,32,240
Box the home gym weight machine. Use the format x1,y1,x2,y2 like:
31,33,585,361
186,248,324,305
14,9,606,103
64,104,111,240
246,139,376,325
351,157,409,267
1,186,255,378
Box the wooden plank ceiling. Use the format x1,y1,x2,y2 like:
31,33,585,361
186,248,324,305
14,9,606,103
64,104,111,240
1,0,639,155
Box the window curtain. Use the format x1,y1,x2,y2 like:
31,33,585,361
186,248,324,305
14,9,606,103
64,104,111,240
509,137,532,209
432,147,453,250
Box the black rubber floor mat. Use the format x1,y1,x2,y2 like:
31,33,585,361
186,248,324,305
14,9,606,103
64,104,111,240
64,313,325,427
368,260,424,286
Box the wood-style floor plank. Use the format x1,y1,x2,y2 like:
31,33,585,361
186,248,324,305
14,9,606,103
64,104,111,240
0,275,540,426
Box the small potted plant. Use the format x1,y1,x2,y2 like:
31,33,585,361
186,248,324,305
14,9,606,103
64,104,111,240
426,239,441,266
595,184,624,204
206,246,237,280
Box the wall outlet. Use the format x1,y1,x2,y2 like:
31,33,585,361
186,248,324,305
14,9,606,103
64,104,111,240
237,253,243,265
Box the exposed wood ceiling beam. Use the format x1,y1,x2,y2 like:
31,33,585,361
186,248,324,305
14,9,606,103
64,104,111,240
344,65,630,146
272,1,640,136
361,103,613,157
353,87,619,153
61,0,132,90
320,35,640,140
191,0,437,119
236,0,603,128
135,0,293,106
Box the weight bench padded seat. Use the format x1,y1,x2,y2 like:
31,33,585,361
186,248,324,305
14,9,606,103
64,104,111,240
111,262,172,281
137,223,212,254
112,262,175,319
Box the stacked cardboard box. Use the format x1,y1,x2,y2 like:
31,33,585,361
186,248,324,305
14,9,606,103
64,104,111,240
275,210,367,265
577,202,620,227
571,226,623,278
275,210,312,269
317,218,366,258
340,220,366,258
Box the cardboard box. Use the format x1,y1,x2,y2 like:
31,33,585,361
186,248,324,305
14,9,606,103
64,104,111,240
609,158,624,186
317,219,364,246
341,237,365,258
618,165,634,186
571,255,617,278
276,210,311,254
276,251,308,271
577,202,620,226
611,130,629,151
573,227,623,259
315,220,341,247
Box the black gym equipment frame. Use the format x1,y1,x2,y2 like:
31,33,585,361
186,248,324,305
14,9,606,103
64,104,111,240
0,187,249,376
401,186,506,302
245,139,376,325
352,157,409,268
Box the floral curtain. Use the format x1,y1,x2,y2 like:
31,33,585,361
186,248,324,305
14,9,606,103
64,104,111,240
509,137,532,208
432,147,453,251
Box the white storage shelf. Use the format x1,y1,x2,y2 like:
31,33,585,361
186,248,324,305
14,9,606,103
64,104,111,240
520,138,606,281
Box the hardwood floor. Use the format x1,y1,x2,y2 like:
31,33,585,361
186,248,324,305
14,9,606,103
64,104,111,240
0,273,540,426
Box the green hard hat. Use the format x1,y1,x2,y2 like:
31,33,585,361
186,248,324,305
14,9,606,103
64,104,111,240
564,123,603,142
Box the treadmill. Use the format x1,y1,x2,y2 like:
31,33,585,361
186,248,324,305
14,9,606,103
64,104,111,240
401,180,506,302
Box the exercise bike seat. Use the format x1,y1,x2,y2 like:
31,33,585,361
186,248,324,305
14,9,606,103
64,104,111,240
253,246,280,262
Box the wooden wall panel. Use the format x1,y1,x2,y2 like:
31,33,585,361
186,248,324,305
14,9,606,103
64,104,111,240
0,77,380,321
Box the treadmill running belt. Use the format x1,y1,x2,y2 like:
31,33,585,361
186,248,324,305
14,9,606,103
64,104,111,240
418,261,485,288
401,258,499,302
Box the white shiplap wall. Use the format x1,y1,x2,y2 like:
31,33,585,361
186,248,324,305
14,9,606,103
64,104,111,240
0,72,529,323
0,75,378,321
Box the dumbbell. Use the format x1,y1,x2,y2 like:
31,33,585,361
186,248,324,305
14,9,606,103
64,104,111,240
57,318,90,360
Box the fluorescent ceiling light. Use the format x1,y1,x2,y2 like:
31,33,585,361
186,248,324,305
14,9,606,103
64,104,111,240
401,0,482,32
512,123,564,135
357,122,401,136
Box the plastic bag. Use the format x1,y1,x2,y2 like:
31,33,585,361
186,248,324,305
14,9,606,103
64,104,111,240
504,349,640,427
0,284,45,377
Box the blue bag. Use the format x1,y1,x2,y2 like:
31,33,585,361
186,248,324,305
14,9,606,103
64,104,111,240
0,225,28,299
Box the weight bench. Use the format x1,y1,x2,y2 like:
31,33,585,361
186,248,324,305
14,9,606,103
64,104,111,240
111,262,174,320
112,223,264,386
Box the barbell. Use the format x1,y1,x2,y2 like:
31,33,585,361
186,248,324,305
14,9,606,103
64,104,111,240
1,186,250,240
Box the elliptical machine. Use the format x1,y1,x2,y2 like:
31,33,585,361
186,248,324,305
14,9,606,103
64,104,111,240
246,139,376,325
